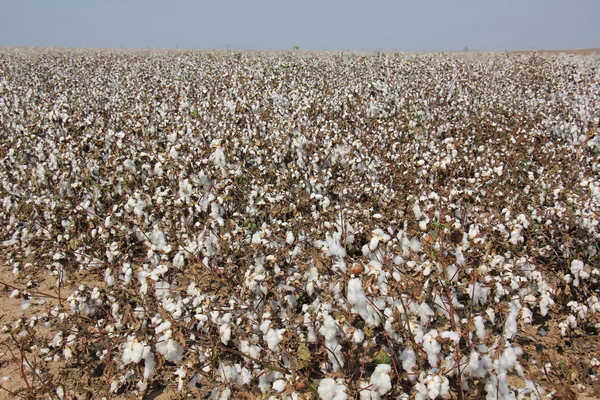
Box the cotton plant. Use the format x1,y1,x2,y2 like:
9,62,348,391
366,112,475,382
1,48,599,398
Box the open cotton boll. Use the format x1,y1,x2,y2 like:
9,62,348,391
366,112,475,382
474,315,486,339
423,330,441,367
150,228,171,253
155,330,184,364
570,259,585,286
319,315,344,371
265,327,285,351
418,302,435,325
455,247,465,266
369,236,379,251
467,282,489,306
142,346,155,380
210,146,227,177
121,336,144,364
413,202,424,220
370,364,392,396
409,237,421,252
539,292,554,316
172,253,185,268
286,231,295,245
353,329,365,343
318,378,348,400
426,374,450,399
400,347,417,372
440,330,460,343
272,379,286,393
503,300,522,339
324,232,346,258
347,278,381,326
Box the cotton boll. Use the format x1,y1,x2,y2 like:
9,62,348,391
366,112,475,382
570,259,585,287
319,315,344,370
474,316,486,339
467,282,489,306
446,264,458,282
409,237,421,252
173,253,185,268
485,307,496,324
155,330,184,364
318,378,348,400
104,268,114,286
369,236,379,251
211,147,227,177
142,346,155,380
423,330,440,367
286,231,295,245
418,302,435,325
265,327,285,351
219,324,231,345
359,381,373,400
122,336,144,364
503,300,522,339
400,347,416,372
151,228,171,253
272,379,286,393
353,329,365,343
218,387,231,400
521,307,533,324
413,202,424,220
455,247,465,266
370,364,392,395
426,374,450,399
347,278,381,327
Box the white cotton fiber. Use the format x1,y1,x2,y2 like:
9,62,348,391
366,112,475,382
122,336,144,364
370,364,392,395
413,202,424,220
211,147,227,177
353,329,365,343
423,330,440,367
286,231,295,245
142,346,155,380
474,315,486,339
369,236,379,251
318,378,348,400
151,228,171,253
426,375,450,399
400,347,416,372
570,259,585,286
467,282,489,306
503,300,521,339
409,236,421,252
265,327,285,351
539,292,554,316
156,330,184,364
319,315,344,370
272,379,286,393
347,278,381,326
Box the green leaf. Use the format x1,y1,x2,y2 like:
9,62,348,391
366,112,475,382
374,348,392,365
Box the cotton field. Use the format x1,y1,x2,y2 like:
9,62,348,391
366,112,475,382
0,48,599,399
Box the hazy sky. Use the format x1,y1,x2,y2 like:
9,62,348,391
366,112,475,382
1,1,599,52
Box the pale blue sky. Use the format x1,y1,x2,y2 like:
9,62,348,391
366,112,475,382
1,0,599,52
